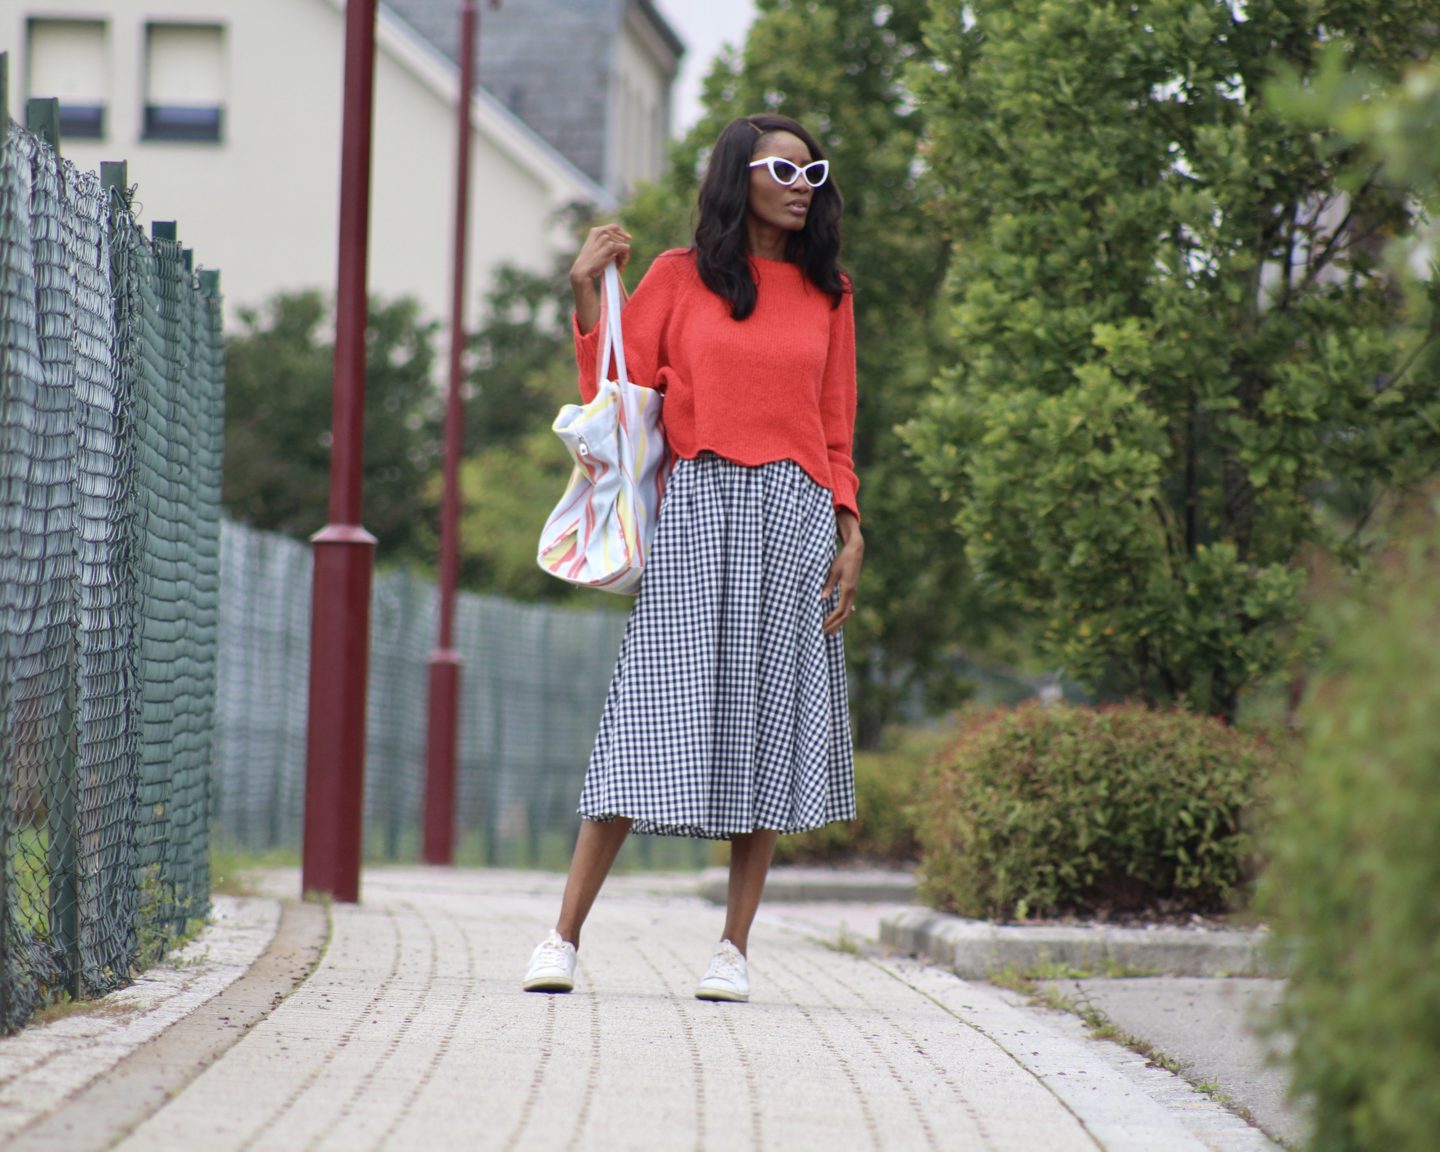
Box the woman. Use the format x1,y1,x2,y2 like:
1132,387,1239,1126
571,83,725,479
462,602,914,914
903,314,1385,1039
524,113,863,1002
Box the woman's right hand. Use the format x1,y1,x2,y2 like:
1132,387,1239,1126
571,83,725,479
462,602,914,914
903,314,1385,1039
571,224,632,335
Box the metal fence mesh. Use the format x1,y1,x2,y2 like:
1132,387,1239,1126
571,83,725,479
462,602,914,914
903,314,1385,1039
0,115,704,1035
0,123,223,1031
213,521,708,873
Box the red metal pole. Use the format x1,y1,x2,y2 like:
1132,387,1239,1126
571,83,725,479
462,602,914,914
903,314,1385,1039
423,0,484,865
303,0,380,903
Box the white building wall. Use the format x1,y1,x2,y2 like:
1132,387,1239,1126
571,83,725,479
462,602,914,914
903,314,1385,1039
613,4,674,194
4,0,611,326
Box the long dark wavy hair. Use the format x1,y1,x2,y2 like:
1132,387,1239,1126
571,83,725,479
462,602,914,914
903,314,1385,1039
694,114,846,321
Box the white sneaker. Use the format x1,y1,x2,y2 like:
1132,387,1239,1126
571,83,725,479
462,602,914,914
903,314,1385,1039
695,939,749,1002
523,930,577,993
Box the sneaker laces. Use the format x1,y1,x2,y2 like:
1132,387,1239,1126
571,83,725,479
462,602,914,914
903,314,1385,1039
706,941,745,982
533,932,573,966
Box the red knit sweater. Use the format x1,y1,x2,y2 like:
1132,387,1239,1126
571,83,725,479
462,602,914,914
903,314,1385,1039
573,248,860,519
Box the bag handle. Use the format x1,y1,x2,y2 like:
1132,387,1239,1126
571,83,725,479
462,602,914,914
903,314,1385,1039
596,261,629,388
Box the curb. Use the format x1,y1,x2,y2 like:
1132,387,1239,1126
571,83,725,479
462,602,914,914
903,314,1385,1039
880,907,1279,979
698,865,917,904
11,899,328,1152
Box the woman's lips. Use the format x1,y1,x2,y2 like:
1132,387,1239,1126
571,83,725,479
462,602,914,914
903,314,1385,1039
787,200,809,215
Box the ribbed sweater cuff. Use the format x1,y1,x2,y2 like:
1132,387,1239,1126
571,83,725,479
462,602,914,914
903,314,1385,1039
572,310,600,401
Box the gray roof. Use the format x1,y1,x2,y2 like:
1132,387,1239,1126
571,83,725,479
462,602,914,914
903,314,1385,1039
382,0,683,188
631,0,687,60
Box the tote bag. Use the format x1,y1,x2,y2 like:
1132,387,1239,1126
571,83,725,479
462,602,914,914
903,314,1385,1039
536,262,670,594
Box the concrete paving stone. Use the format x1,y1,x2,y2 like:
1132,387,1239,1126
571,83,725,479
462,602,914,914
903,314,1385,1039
895,961,1281,1152
1044,977,1303,1148
15,868,1290,1151
0,894,280,1143
117,870,1105,1151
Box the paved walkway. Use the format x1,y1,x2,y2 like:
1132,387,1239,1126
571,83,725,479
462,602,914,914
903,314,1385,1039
1040,977,1299,1147
2,868,1279,1151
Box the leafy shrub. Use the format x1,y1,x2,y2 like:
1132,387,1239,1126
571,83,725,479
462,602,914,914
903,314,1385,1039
1260,494,1440,1152
770,728,941,866
916,701,1279,919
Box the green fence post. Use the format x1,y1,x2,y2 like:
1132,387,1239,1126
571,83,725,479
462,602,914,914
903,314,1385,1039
25,97,61,153
100,161,129,211
151,221,176,243
96,156,142,995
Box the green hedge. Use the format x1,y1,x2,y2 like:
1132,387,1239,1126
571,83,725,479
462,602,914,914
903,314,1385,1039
1261,495,1440,1152
915,701,1279,920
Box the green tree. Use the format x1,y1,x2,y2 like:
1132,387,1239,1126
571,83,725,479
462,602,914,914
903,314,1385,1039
624,0,1000,745
464,262,580,447
903,0,1440,720
223,291,442,563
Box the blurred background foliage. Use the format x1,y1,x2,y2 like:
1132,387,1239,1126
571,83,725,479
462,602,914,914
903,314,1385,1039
217,7,1440,1141
223,291,441,565
904,0,1440,721
223,0,1440,748
1259,486,1440,1152
622,0,1000,747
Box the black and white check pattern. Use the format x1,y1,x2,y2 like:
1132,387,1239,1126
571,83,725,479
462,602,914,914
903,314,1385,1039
579,453,856,839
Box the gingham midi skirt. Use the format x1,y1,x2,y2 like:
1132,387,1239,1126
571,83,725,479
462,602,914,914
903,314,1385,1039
578,452,856,839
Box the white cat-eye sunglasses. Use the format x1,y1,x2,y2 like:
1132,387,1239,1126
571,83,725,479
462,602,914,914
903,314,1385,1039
748,156,830,188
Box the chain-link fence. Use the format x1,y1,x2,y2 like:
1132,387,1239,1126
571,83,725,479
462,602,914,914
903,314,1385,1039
0,122,223,1032
0,110,702,1033
214,520,708,873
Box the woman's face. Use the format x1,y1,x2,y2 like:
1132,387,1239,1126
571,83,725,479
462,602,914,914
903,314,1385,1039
746,131,816,236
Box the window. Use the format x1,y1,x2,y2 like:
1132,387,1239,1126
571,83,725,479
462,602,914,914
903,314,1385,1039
144,23,226,143
27,19,108,140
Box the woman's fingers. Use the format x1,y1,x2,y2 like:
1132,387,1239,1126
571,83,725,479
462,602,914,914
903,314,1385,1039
575,243,628,281
570,225,634,331
820,551,862,634
571,224,633,284
821,591,855,634
588,225,631,264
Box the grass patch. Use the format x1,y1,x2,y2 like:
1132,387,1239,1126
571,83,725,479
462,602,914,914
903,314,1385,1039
8,825,53,938
28,992,141,1029
210,845,301,897
821,927,863,956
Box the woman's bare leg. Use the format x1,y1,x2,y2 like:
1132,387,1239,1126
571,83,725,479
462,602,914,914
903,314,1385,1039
554,817,632,949
720,829,780,955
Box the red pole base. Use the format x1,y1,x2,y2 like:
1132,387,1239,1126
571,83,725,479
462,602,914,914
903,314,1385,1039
302,525,377,903
422,651,462,866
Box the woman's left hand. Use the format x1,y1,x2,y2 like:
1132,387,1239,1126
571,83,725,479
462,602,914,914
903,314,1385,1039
822,512,864,635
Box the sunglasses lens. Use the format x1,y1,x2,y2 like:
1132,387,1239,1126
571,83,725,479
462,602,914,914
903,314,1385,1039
803,161,829,188
770,159,800,185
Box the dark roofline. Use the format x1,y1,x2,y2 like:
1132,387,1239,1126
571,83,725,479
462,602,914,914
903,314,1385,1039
632,0,686,61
